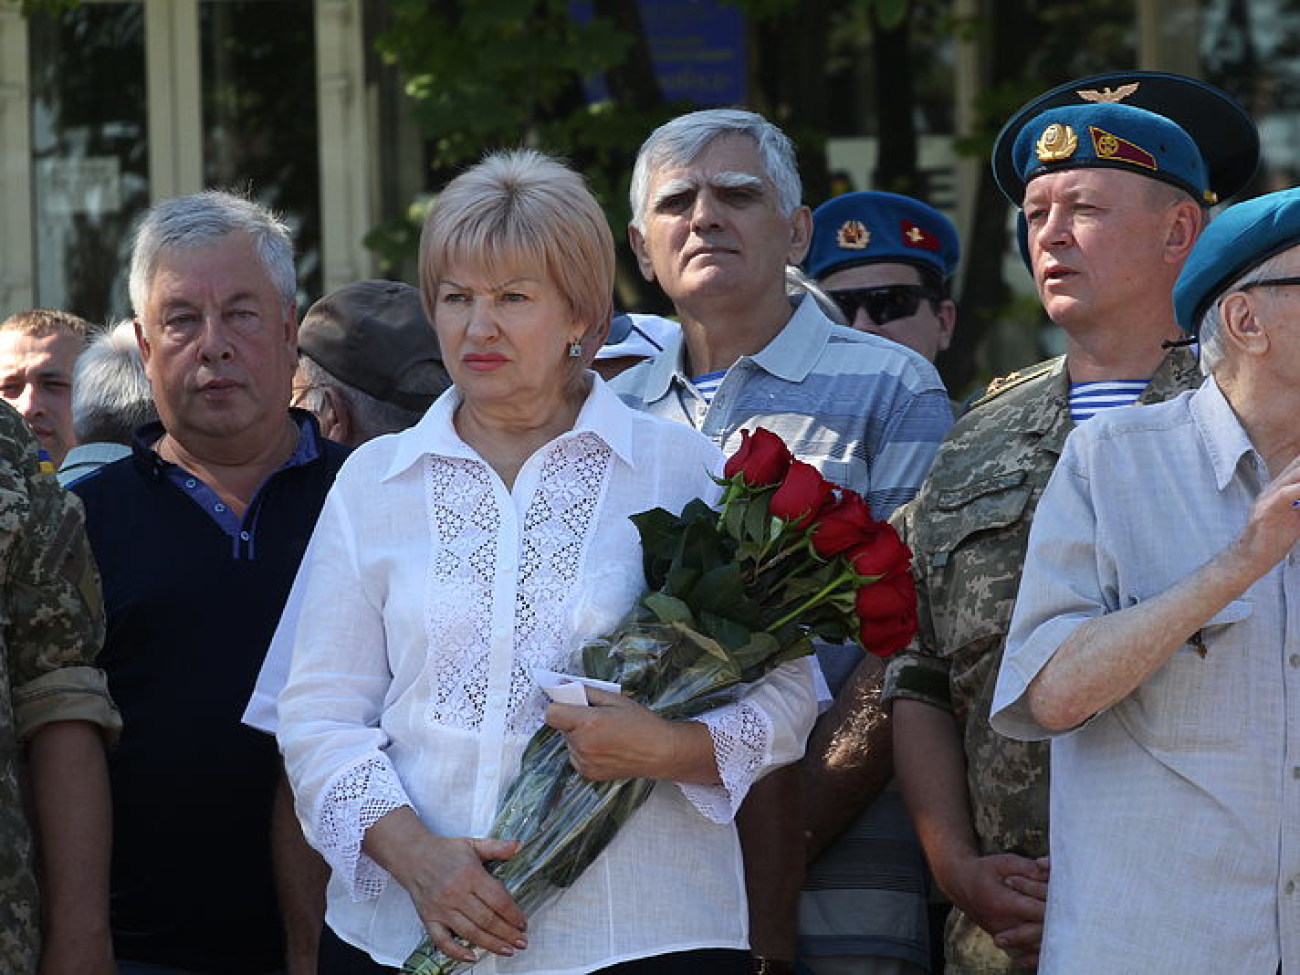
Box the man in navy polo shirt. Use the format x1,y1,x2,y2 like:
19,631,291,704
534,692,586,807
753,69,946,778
73,190,349,975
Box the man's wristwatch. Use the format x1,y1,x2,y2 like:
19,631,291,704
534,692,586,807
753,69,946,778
751,957,797,975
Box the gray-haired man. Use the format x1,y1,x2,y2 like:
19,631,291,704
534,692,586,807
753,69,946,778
991,184,1300,975
72,190,349,974
612,107,953,973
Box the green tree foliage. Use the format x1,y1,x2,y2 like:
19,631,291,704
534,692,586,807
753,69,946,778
367,0,858,311
368,0,692,309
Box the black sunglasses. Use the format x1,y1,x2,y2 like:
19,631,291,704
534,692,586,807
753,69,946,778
827,284,941,327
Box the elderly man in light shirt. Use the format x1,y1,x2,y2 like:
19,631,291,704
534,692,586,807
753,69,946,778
990,186,1300,973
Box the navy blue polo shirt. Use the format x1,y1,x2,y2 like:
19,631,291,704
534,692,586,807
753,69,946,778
73,412,349,973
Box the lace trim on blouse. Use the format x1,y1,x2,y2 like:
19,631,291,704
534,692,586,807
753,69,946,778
315,756,412,900
680,698,773,822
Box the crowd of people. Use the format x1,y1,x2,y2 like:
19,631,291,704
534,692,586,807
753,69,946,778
0,66,1296,975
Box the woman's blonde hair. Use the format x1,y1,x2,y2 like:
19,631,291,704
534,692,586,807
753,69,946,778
418,150,615,341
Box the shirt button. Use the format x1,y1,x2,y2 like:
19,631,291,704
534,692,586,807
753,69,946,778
239,531,250,541
1288,880,1297,895
1291,655,1300,668
214,503,226,513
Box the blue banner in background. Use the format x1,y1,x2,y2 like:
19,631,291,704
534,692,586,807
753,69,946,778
574,0,746,106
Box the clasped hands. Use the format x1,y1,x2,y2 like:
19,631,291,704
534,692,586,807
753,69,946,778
948,851,1051,971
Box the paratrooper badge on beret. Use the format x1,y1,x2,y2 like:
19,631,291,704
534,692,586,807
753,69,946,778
836,220,870,250
1089,126,1156,171
1035,123,1078,162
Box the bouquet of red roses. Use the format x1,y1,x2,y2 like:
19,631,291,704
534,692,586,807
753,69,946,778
404,427,916,974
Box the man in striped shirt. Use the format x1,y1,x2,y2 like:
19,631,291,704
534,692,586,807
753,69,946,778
881,72,1258,974
612,108,953,974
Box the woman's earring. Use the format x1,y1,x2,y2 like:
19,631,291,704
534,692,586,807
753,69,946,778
567,339,583,358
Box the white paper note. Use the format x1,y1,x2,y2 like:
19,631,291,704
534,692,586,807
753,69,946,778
533,668,622,706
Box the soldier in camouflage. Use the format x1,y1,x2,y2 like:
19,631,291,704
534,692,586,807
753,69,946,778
0,401,120,974
878,72,1259,973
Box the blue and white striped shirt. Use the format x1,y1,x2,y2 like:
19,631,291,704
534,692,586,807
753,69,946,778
1069,379,1149,424
611,295,953,520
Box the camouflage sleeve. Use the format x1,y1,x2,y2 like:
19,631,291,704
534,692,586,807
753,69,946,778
0,411,120,744
880,493,953,711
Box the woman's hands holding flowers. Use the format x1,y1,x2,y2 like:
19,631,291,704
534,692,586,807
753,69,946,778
364,806,528,964
545,690,720,785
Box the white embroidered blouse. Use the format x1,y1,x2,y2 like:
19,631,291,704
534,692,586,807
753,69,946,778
275,377,818,972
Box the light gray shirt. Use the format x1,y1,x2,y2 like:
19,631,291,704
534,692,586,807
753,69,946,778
56,441,131,486
991,377,1300,974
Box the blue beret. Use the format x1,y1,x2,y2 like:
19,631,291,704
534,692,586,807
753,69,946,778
1010,103,1211,204
1173,187,1300,333
993,71,1258,207
804,191,960,281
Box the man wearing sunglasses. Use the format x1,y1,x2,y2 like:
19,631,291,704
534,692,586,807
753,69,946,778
805,191,959,365
792,189,963,975
877,72,1259,974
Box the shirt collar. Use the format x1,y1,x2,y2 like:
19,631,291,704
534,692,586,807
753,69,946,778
1189,375,1256,492
1017,345,1201,444
131,409,324,479
384,373,638,481
748,294,833,382
636,293,827,399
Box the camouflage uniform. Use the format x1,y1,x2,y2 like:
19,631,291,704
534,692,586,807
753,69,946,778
0,405,120,974
882,347,1200,974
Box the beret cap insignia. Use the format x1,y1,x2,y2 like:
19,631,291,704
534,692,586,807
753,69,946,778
1036,123,1078,163
836,219,870,250
1076,82,1140,104
1089,125,1156,170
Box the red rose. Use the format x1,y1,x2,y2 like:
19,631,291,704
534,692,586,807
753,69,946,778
769,460,835,528
846,523,912,579
855,568,918,619
723,428,792,486
858,612,917,657
855,570,918,657
809,491,875,558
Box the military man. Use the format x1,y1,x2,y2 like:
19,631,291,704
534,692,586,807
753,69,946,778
0,309,89,468
0,405,120,974
805,190,960,365
880,72,1258,972
796,196,963,974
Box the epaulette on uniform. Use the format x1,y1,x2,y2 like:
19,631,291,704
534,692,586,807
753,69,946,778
967,356,1061,411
